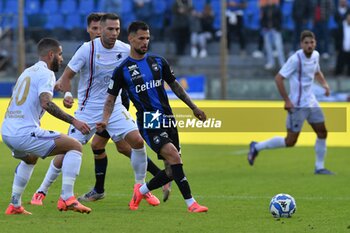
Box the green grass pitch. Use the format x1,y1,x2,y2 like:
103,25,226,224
0,142,349,233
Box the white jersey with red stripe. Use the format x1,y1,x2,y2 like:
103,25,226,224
68,37,130,111
2,61,56,136
279,49,320,108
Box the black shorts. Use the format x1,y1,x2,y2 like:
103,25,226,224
95,129,110,139
139,126,180,160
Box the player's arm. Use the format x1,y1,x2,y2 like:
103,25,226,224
275,73,293,111
56,66,76,92
161,57,206,121
96,68,121,131
315,71,330,96
168,80,206,121
39,92,90,134
96,94,117,132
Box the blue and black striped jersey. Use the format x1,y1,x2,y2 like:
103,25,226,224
108,53,176,122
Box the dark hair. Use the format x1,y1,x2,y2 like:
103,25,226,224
87,12,104,26
100,13,119,24
127,21,149,35
300,30,315,42
37,38,60,56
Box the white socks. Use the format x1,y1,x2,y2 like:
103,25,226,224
37,159,61,194
61,150,82,200
185,198,196,207
139,183,150,195
255,136,286,151
130,146,147,184
11,161,35,207
315,138,326,170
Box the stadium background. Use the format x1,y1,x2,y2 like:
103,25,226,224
0,0,349,146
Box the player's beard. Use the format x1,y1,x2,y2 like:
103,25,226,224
134,47,147,55
51,56,60,72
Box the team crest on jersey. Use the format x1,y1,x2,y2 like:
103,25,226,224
153,136,160,144
97,54,100,59
116,53,122,60
152,63,159,71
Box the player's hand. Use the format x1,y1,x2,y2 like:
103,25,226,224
72,119,90,135
63,96,74,109
284,99,294,112
324,85,330,97
96,121,107,133
54,79,62,92
193,107,207,121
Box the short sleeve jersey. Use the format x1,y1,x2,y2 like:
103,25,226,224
2,61,55,136
108,54,176,122
68,38,130,110
279,49,321,107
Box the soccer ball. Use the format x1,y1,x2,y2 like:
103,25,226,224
269,193,296,218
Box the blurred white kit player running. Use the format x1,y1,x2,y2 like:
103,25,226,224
248,30,334,175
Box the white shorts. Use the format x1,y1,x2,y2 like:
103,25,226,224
2,128,60,159
68,106,138,144
286,107,325,132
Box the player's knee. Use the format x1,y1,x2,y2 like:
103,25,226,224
317,130,327,139
91,139,106,151
23,155,38,165
71,139,83,152
129,137,144,149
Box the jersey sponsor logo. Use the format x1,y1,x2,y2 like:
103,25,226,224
143,110,161,129
135,79,162,93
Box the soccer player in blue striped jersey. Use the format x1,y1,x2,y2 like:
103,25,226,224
97,21,208,212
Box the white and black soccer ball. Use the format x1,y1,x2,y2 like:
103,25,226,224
269,193,296,218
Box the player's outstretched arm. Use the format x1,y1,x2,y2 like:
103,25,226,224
55,66,76,92
168,80,207,121
40,92,90,134
315,71,330,96
275,74,293,111
55,66,77,108
96,94,117,132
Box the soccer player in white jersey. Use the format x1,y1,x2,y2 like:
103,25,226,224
248,30,334,175
1,38,91,215
30,13,160,207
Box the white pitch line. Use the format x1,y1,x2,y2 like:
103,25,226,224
230,149,248,155
101,193,350,201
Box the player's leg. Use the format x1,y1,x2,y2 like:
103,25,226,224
123,130,160,209
114,137,171,201
30,154,64,205
49,134,91,213
308,107,333,175
138,142,207,212
78,132,109,202
6,153,38,215
310,122,333,174
248,109,304,165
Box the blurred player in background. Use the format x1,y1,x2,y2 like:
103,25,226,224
2,38,91,215
248,30,334,175
30,13,161,208
99,21,208,212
